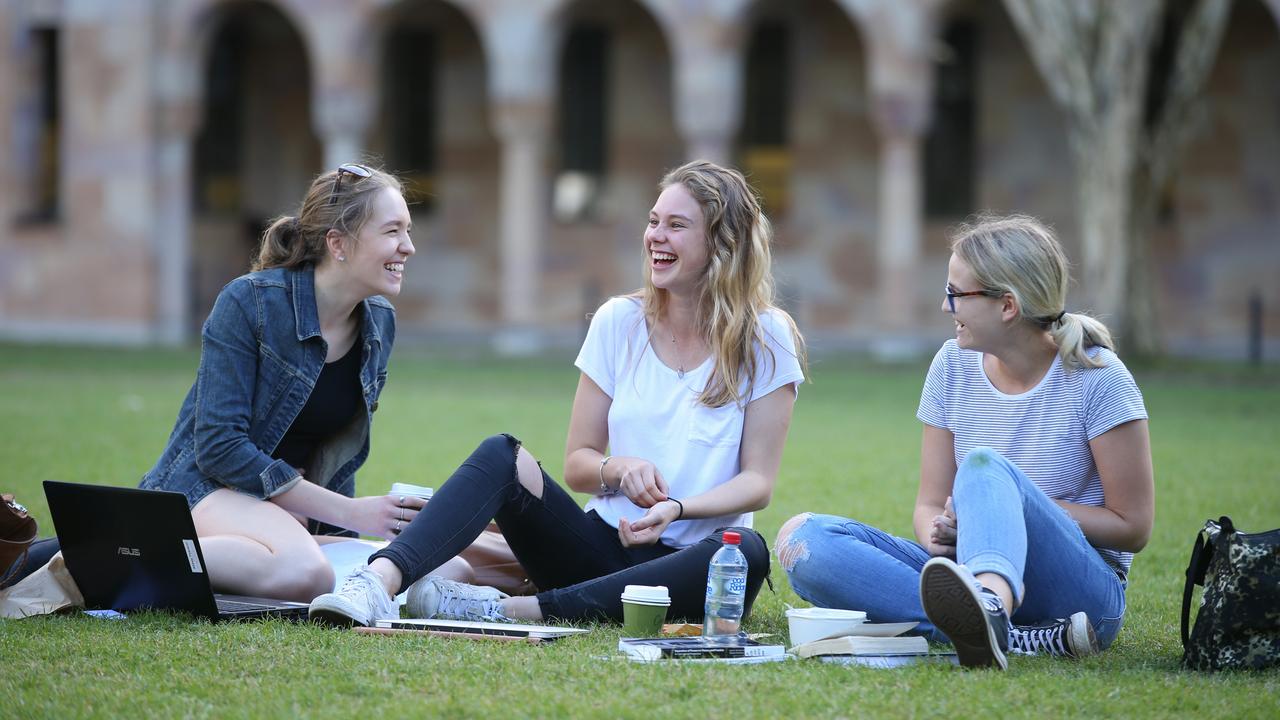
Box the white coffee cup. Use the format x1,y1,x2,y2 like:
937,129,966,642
621,584,671,638
620,584,671,606
389,482,433,501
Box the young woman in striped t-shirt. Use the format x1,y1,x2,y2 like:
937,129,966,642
776,215,1153,670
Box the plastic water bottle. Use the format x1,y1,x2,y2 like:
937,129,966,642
703,530,748,644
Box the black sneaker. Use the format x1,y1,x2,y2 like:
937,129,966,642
920,557,1010,670
1009,611,1099,658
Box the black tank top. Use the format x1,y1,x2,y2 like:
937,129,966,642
273,340,363,473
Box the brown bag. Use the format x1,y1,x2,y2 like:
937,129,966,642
0,551,85,618
1,494,38,587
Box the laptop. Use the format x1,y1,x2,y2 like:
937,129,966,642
44,480,310,622
374,618,590,642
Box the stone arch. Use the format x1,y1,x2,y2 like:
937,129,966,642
742,0,874,332
367,0,501,329
187,0,321,328
546,0,681,318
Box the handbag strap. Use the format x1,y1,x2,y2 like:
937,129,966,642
1181,516,1236,649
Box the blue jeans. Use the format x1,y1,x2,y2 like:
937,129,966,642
779,447,1128,648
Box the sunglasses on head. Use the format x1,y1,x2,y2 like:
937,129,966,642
328,163,373,205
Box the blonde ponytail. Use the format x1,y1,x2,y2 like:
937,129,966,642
1049,312,1114,370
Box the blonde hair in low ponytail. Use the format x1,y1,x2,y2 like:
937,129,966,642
253,165,402,271
951,214,1114,370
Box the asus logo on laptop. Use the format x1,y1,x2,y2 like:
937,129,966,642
117,547,141,557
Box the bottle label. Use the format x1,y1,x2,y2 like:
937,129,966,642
705,575,747,598
727,576,746,596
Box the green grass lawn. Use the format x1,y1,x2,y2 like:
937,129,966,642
2,344,1278,718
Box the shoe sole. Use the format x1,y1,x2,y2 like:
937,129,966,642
920,560,1008,670
1067,611,1100,657
308,598,367,628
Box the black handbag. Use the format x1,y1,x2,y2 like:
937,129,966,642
1181,516,1280,671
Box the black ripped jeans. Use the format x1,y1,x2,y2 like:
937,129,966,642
370,434,770,623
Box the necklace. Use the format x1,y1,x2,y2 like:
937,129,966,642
669,333,685,379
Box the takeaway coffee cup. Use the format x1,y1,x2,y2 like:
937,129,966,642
621,584,670,638
389,483,433,502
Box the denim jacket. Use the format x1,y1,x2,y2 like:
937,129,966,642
141,266,395,510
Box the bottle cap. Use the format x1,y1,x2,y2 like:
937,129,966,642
722,530,741,545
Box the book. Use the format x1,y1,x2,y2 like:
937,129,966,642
791,633,930,659
618,636,788,663
373,618,589,642
818,652,958,668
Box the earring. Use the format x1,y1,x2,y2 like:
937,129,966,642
338,255,346,262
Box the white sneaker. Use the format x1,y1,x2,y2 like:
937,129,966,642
309,565,397,628
405,575,511,622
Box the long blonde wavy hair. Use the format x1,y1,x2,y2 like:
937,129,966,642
638,160,807,407
951,213,1115,370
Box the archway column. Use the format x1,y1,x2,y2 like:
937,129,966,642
153,99,199,345
313,84,376,171
844,0,940,349
310,14,377,171
493,100,553,344
480,6,556,352
870,91,929,338
661,6,748,165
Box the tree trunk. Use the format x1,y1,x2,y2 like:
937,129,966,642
1003,0,1234,355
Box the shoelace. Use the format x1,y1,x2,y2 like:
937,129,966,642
340,570,384,611
1008,624,1068,656
438,592,501,621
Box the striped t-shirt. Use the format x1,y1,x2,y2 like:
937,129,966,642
916,340,1148,575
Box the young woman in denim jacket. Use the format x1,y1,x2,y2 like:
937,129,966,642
310,160,807,627
140,164,425,602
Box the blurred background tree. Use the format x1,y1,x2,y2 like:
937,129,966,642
1003,0,1231,355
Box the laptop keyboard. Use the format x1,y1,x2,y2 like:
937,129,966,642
216,598,280,613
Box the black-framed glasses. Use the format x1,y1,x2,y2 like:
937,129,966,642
329,163,372,205
944,283,1002,313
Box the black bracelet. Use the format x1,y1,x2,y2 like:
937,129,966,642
670,497,684,521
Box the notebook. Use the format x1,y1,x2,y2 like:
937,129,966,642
43,480,310,622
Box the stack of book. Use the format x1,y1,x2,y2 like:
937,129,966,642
618,636,788,663
789,622,957,668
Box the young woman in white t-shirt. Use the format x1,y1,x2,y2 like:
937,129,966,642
310,160,807,627
776,215,1153,669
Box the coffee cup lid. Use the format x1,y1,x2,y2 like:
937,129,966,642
620,584,670,605
389,482,434,499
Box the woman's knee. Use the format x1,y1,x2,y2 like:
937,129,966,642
775,513,815,574
460,434,527,488
471,433,520,465
954,447,1020,494
262,551,334,602
514,446,545,498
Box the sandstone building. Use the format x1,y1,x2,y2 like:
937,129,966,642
1,0,1276,358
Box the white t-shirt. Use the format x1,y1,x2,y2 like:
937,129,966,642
575,296,805,548
916,340,1148,574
